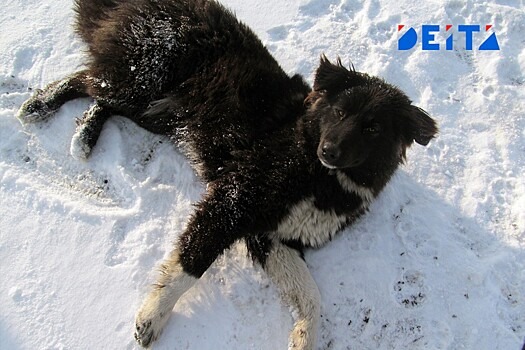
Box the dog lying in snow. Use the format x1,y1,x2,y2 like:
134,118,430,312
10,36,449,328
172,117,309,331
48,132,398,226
17,0,438,348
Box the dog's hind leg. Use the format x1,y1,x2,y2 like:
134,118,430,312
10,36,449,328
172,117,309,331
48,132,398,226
264,242,321,350
70,101,111,160
17,70,90,124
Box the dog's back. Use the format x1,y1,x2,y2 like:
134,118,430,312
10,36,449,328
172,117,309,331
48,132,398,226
67,0,311,180
74,0,120,44
73,0,308,128
74,0,216,114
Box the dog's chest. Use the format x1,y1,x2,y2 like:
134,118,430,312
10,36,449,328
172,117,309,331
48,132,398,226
273,197,350,248
273,171,374,248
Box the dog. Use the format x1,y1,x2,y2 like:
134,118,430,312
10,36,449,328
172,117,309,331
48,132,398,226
17,0,438,348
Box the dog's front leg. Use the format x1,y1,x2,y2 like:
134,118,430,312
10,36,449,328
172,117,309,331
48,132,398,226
265,241,321,350
135,175,268,347
134,247,198,348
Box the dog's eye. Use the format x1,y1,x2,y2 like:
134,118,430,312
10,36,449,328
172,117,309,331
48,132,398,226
363,123,381,135
334,108,346,120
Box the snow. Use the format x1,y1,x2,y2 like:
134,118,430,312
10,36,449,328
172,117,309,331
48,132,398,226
1,0,524,349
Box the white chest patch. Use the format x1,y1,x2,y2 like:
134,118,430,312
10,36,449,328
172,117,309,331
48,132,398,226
273,197,349,248
273,172,376,248
335,170,375,206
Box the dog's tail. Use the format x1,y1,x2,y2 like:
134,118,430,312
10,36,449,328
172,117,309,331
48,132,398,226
73,0,120,44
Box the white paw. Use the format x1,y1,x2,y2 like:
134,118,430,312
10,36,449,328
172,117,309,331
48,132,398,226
134,290,173,348
70,130,92,161
17,91,55,125
134,256,197,347
17,110,45,125
288,319,316,350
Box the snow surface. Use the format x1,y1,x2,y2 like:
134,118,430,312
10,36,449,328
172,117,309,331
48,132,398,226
1,0,524,349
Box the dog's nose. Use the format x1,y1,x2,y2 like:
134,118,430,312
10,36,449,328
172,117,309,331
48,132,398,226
321,142,340,162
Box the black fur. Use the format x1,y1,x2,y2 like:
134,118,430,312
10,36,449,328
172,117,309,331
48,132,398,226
17,0,438,347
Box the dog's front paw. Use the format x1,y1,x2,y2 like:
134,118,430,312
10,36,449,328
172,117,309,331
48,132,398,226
134,291,173,348
288,319,316,350
134,311,168,348
134,317,156,348
17,89,56,124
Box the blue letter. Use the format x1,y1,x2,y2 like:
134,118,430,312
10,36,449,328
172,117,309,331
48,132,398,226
398,27,417,50
458,25,480,50
446,34,453,50
422,25,440,50
479,33,500,50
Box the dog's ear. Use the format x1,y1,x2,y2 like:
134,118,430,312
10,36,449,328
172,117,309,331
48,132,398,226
404,106,438,145
313,55,357,93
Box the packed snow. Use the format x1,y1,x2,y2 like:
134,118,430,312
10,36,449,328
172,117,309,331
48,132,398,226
1,0,524,349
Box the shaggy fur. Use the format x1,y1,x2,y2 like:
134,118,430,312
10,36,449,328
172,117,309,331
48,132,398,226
17,0,438,348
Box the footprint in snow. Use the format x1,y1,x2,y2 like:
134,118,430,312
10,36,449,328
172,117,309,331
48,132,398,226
104,220,128,267
392,269,428,308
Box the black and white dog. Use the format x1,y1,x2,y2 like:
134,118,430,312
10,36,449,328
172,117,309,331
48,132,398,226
17,0,438,348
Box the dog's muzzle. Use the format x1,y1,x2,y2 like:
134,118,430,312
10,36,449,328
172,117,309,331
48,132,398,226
317,141,340,169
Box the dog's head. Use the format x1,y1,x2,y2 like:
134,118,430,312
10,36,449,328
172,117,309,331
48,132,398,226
306,56,438,170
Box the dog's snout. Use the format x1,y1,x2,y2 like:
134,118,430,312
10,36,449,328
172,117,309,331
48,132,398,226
321,142,340,162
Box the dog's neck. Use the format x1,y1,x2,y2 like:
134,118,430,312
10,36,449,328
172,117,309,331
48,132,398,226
336,164,398,196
